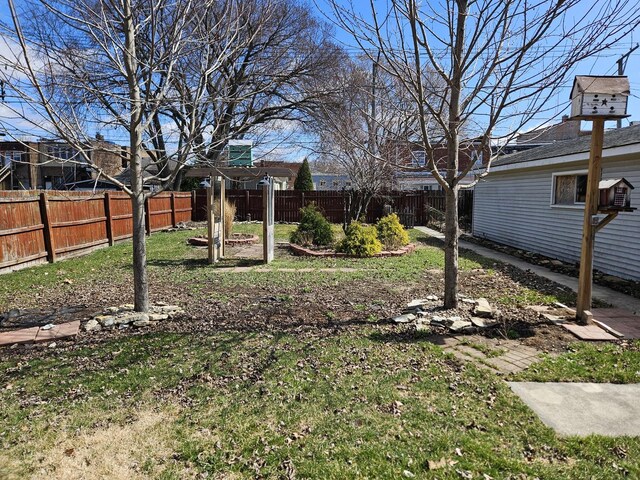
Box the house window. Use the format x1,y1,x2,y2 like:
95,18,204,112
319,180,326,187
47,146,78,161
552,172,588,205
0,151,22,167
332,180,339,188
345,181,352,188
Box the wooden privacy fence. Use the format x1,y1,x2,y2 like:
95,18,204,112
194,189,473,226
0,191,193,272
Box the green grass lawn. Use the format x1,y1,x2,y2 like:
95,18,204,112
0,225,638,479
513,341,640,384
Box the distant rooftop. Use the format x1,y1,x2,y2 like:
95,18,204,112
494,124,640,168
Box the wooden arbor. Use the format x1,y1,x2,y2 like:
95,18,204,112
569,76,632,323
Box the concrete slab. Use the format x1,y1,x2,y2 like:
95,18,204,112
508,382,640,436
34,320,81,343
562,323,619,341
0,326,39,346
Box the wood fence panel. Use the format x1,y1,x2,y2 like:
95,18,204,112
148,194,173,232
109,194,133,241
0,197,47,269
47,195,108,257
173,193,193,224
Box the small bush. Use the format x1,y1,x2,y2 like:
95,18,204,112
337,221,382,257
290,203,334,246
376,213,409,250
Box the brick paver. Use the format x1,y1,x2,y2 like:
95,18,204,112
34,320,81,343
0,320,81,348
0,326,40,346
562,323,619,341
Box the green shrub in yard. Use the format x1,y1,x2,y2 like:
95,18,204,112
290,203,334,246
376,213,409,250
337,221,382,257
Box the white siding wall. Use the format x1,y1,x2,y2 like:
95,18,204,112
473,157,640,280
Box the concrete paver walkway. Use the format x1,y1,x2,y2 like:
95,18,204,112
429,335,543,375
415,226,640,314
508,382,640,436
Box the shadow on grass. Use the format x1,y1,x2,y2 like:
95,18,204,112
416,231,577,306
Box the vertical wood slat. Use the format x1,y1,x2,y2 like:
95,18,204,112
104,192,114,246
170,193,176,227
145,197,151,236
39,192,56,263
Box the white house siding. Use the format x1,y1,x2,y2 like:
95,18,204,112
473,156,640,281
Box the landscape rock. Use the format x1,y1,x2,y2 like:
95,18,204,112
104,306,119,314
471,317,497,328
550,260,563,267
148,313,169,321
473,298,493,318
461,298,477,305
407,299,429,308
430,316,449,327
133,319,152,327
449,320,473,332
393,313,416,323
426,295,439,301
84,319,102,332
117,312,149,325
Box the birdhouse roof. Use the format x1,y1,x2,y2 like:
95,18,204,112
599,178,634,190
571,76,630,99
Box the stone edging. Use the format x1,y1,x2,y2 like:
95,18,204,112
289,243,416,258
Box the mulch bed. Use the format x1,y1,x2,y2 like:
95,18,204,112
290,243,416,258
462,234,640,299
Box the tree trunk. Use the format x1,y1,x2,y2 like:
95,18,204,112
123,0,149,313
443,186,459,309
131,191,149,312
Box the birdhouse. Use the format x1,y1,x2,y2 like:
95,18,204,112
598,178,634,211
570,76,630,120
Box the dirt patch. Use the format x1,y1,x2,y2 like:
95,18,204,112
27,409,176,480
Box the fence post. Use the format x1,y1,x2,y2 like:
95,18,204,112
191,190,196,221
245,189,250,220
145,197,151,235
170,192,177,227
39,191,56,263
104,192,114,246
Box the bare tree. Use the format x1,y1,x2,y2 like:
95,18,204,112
1,0,216,312
328,0,640,308
309,57,421,227
164,0,343,189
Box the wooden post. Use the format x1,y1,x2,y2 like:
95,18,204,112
144,197,151,235
219,177,225,258
191,190,197,221
170,192,177,227
576,118,605,324
207,183,215,264
104,192,114,246
245,189,250,221
39,191,56,263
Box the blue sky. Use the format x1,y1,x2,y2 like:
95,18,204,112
0,0,638,160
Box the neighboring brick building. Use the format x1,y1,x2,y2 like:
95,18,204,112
0,137,127,190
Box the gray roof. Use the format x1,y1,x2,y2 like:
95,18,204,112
494,123,640,168
572,76,630,96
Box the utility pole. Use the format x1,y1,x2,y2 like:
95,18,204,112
616,44,639,128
